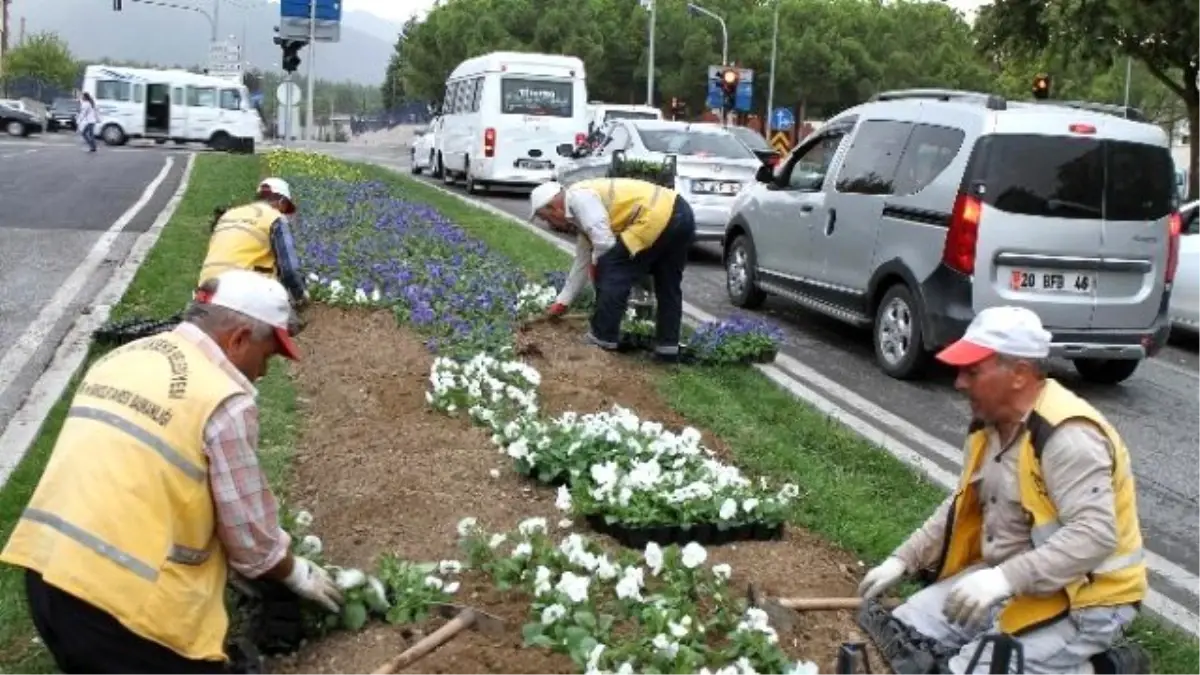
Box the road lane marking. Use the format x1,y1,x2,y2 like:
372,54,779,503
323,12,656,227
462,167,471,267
0,148,40,159
0,156,174,403
0,154,196,489
394,163,1200,637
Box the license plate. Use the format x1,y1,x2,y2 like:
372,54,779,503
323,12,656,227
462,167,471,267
1007,268,1095,294
517,159,551,170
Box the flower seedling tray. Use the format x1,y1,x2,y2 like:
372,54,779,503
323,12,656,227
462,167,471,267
585,514,783,549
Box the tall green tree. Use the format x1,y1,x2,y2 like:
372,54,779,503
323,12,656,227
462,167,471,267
3,32,78,91
974,0,1199,198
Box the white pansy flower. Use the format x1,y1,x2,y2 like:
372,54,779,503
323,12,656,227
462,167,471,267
784,661,820,675
615,566,644,601
555,571,591,604
712,563,732,581
643,542,664,576
297,534,322,556
719,498,738,521
742,497,760,513
541,603,567,625
334,568,366,590
293,510,313,528
512,542,533,558
438,560,462,575
456,517,478,537
558,518,573,529
534,565,554,596
518,517,547,536
681,542,707,569
555,485,572,511
488,533,507,549
444,581,461,594
423,575,444,590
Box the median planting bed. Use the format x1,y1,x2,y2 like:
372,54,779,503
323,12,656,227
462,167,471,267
263,150,880,673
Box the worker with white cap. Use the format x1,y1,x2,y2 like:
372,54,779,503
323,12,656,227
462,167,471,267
2,270,342,673
857,306,1148,673
199,177,307,305
529,177,696,362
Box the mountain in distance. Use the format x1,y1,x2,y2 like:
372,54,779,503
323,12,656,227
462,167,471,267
8,0,400,85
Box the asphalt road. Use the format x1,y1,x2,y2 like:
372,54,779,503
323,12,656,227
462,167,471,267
0,133,189,434
308,141,1200,620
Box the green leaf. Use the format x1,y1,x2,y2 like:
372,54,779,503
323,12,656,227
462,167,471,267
341,601,369,631
564,625,591,651
573,609,597,630
521,621,546,647
412,561,438,574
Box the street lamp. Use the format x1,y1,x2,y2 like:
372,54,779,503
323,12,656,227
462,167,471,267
641,0,656,107
765,0,779,138
686,2,728,67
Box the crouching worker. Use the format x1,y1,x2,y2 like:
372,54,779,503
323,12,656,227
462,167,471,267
857,306,1148,674
200,177,307,306
529,178,696,362
1,270,343,674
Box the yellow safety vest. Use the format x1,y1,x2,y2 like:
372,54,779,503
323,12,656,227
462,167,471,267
1,331,244,661
929,378,1147,635
198,202,282,286
573,177,677,256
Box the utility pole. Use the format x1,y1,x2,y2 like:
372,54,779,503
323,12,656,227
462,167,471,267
304,0,316,141
645,0,656,107
765,0,779,139
0,0,10,86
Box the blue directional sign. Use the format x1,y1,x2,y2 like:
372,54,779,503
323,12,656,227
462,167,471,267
705,66,754,113
771,107,794,131
279,0,342,42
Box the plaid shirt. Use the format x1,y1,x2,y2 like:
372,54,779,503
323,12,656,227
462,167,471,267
174,323,291,578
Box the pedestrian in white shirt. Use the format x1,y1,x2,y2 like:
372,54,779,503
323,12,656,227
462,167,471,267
77,93,99,153
529,177,696,362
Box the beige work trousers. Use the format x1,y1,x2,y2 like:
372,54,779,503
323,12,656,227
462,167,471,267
893,565,1138,674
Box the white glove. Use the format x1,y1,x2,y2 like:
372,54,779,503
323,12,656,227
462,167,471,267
283,556,344,613
857,556,908,599
943,567,1013,628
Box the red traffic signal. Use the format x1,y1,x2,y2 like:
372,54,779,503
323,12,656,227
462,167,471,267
1032,74,1051,100
720,67,739,93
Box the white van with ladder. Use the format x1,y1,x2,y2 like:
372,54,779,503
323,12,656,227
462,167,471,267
81,64,261,151
436,51,589,194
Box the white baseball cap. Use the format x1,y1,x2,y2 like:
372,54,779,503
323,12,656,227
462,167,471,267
936,306,1052,367
529,181,563,221
195,269,301,360
259,177,293,202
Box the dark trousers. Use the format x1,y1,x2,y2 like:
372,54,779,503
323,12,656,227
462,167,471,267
25,569,230,674
82,123,97,152
591,195,696,353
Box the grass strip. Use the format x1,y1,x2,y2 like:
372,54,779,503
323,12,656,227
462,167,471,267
0,154,299,673
340,157,1200,674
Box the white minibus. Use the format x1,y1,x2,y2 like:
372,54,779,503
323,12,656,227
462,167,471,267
436,51,589,193
81,64,261,151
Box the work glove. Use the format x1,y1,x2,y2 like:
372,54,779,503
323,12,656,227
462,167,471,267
857,556,907,599
282,556,343,613
943,567,1012,629
547,302,568,317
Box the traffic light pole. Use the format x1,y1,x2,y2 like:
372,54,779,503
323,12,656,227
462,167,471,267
304,0,316,142
283,73,294,146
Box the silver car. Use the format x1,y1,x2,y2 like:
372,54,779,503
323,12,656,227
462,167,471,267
723,88,1180,384
555,119,762,241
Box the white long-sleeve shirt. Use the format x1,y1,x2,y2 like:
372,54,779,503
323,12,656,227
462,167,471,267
555,186,618,306
77,101,100,126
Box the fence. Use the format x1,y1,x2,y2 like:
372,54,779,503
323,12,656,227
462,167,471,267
1,76,76,104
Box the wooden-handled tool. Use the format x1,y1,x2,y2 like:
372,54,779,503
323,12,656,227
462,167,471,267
747,583,901,633
371,604,505,674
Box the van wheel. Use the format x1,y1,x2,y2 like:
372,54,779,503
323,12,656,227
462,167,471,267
442,157,456,185
101,124,126,146
725,233,767,309
410,149,421,174
431,152,443,179
464,159,487,195
873,284,932,380
209,132,232,152
1073,358,1140,385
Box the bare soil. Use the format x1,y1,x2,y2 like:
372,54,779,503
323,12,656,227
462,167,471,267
270,306,885,674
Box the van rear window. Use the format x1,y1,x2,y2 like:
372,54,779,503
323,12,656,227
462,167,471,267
965,134,1175,221
500,78,573,117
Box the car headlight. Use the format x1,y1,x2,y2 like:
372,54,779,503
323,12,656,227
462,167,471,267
690,179,744,196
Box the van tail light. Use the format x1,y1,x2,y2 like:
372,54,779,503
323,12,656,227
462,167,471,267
575,132,587,147
1166,211,1182,284
766,154,780,167
483,127,496,158
943,193,982,275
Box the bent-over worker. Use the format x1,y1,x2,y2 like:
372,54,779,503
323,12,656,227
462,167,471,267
1,270,344,674
200,177,307,305
857,306,1147,674
529,178,696,362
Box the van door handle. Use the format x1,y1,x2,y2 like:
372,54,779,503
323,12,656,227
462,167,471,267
825,209,837,236
799,204,814,213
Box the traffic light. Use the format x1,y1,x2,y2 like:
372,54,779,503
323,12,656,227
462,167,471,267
1032,73,1051,100
113,0,122,10
669,96,686,120
274,36,307,74
717,66,739,111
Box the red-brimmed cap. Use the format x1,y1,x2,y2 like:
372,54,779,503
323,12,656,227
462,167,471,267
936,306,1052,367
196,271,301,361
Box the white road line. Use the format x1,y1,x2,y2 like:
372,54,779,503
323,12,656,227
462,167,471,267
402,169,1200,638
0,154,196,488
0,148,40,159
0,156,174,403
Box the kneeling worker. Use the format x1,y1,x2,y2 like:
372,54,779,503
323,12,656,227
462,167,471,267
857,306,1147,674
529,178,696,362
200,177,307,305
1,270,344,674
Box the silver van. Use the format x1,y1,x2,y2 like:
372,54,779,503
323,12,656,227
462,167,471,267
723,89,1181,384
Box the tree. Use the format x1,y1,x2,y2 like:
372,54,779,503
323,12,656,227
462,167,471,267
3,32,78,92
974,0,1200,199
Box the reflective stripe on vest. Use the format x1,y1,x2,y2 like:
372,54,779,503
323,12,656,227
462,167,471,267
21,508,211,581
212,221,270,246
599,178,666,232
1030,521,1145,574
70,405,206,482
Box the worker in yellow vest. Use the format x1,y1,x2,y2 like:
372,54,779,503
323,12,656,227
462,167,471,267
199,177,307,305
856,306,1148,673
528,178,696,362
1,270,343,673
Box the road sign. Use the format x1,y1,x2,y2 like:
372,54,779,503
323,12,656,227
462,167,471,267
276,81,302,106
279,0,342,42
770,131,791,155
705,65,754,113
771,107,794,131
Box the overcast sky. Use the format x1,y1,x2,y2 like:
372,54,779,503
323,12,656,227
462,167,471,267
345,0,990,25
